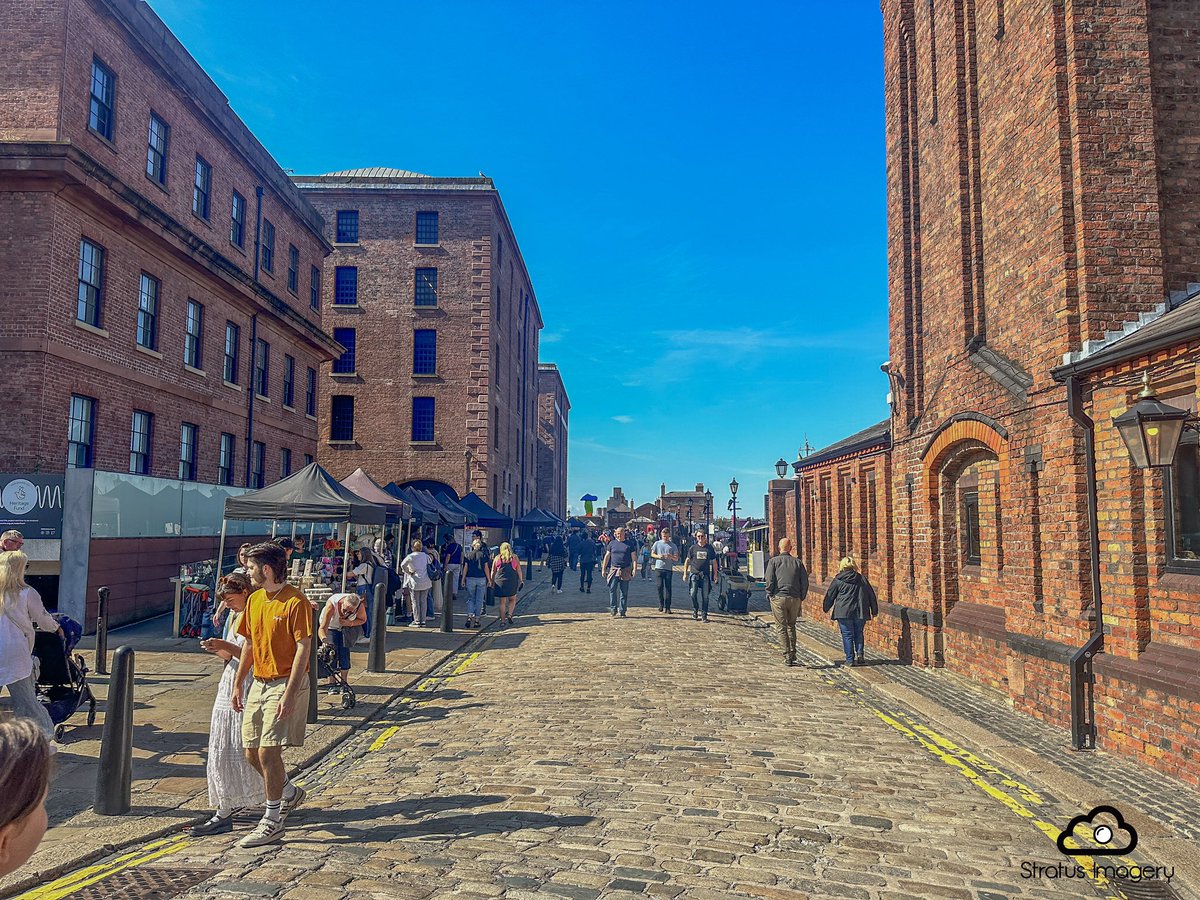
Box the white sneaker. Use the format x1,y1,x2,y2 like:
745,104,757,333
238,818,285,847
408,621,423,627
354,636,369,645
281,784,307,819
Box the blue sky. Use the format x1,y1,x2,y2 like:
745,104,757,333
150,0,889,518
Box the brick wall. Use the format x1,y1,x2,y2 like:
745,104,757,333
536,364,569,518
297,175,544,516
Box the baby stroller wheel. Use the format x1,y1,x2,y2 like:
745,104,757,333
341,688,356,710
54,724,64,742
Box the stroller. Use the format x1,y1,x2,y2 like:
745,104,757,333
316,640,356,711
33,614,97,742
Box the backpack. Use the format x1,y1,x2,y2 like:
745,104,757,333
426,554,444,583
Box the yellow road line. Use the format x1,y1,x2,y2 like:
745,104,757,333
17,834,190,900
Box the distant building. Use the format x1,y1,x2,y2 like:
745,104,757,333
659,483,713,531
0,0,338,626
604,488,631,528
293,168,546,518
535,364,569,519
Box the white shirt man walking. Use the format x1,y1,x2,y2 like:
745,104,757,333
650,528,679,613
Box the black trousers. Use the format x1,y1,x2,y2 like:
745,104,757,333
579,562,594,590
655,569,673,608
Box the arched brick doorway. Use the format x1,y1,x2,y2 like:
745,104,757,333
921,416,1010,667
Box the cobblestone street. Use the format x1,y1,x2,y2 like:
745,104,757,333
20,575,1196,900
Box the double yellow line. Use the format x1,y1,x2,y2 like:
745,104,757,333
18,835,191,900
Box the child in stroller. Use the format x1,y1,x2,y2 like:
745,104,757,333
33,614,96,742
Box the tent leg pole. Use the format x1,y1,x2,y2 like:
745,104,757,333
341,522,351,592
271,519,277,538
290,522,296,540
216,520,228,579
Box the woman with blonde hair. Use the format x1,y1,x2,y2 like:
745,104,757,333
821,556,878,667
400,538,433,627
0,551,59,740
491,542,524,625
0,718,52,876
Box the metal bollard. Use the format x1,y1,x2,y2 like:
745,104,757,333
441,574,453,633
368,583,387,672
526,552,533,582
95,646,134,815
95,586,110,676
307,605,319,724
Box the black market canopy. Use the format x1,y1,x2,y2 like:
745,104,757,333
418,489,476,525
515,508,560,527
386,484,449,525
223,462,386,524
458,492,510,529
340,468,411,522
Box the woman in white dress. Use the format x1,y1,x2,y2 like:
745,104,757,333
191,572,263,835
400,539,433,627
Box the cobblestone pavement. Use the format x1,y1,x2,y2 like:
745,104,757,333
19,574,1195,900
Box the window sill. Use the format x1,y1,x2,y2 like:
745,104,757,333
410,441,438,448
183,364,206,377
332,303,360,310
283,404,296,413
412,372,438,379
414,304,439,311
87,127,118,154
135,345,163,360
74,319,109,339
191,210,212,228
414,243,441,249
144,173,169,196
254,394,270,404
223,380,243,392
333,242,361,248
229,241,247,256
306,413,317,422
328,439,358,447
330,371,357,379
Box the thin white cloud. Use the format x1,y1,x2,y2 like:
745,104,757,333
612,415,634,424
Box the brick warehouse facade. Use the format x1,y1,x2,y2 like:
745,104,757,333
0,0,339,625
536,363,570,519
294,169,561,519
767,0,1200,786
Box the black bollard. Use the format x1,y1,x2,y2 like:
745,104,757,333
307,604,319,724
368,583,387,673
441,573,454,633
95,645,134,815
95,586,110,676
525,552,533,583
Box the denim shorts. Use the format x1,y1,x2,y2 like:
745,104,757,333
328,629,351,670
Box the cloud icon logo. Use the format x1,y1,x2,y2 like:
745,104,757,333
1057,806,1138,856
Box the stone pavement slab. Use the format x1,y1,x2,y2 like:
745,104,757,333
12,572,1197,899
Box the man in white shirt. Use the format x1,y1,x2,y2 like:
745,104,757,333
650,528,679,613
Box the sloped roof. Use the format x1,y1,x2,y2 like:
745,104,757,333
1053,294,1200,378
224,463,386,524
795,420,891,471
320,167,429,178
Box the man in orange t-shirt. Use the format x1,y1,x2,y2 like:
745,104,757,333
231,542,312,847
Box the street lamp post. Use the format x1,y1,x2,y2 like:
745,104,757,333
729,477,739,574
775,458,789,478
687,499,694,535
704,490,712,532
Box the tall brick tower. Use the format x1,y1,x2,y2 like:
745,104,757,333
882,0,1200,730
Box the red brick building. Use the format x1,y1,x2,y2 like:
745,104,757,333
293,169,547,519
536,363,570,519
768,0,1200,785
658,483,713,532
0,0,339,625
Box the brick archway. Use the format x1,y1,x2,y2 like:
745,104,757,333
920,416,1011,666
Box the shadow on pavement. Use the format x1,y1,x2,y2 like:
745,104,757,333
306,808,595,843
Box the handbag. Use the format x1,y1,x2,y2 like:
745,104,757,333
426,554,444,583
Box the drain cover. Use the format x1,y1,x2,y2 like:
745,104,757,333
1110,875,1180,900
62,866,218,899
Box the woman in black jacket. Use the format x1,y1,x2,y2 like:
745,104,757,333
822,556,878,666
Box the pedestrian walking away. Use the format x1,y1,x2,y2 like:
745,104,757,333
460,536,492,628
578,536,597,594
763,538,809,666
491,542,524,625
640,534,653,579
400,540,433,627
602,527,637,617
0,718,53,877
192,573,264,835
547,536,567,593
650,528,679,613
231,542,313,848
567,529,581,572
822,556,878,666
0,550,62,743
684,531,719,622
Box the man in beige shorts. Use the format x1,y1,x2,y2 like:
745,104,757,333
232,542,312,847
